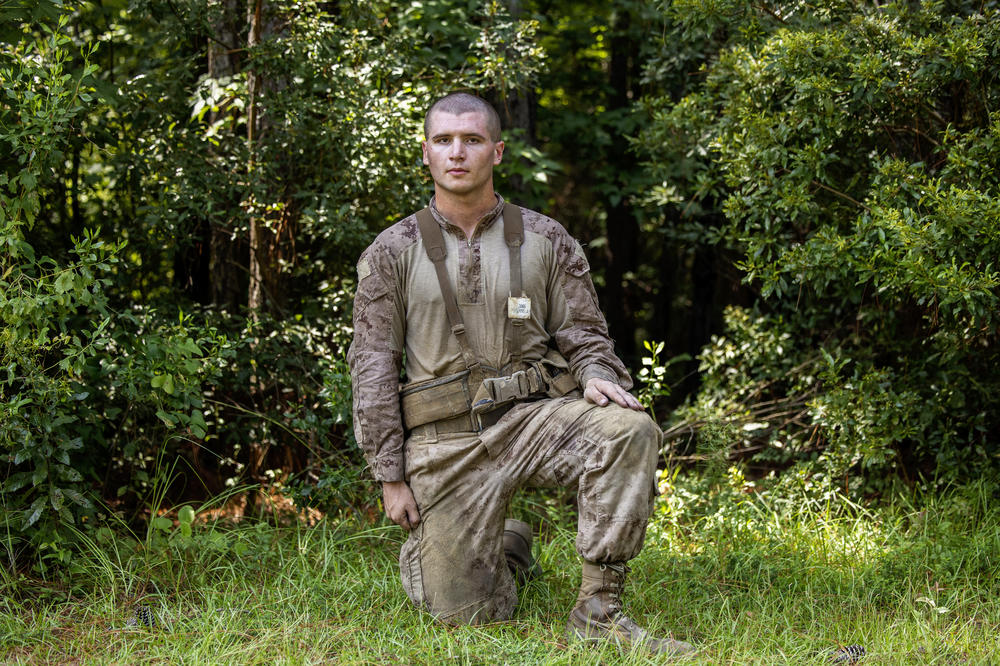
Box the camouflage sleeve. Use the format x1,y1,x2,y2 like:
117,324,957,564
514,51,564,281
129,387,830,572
346,243,405,482
547,229,633,391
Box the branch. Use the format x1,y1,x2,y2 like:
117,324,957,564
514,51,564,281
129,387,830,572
811,180,871,212
753,3,787,24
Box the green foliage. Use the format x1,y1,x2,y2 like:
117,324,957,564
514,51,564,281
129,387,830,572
9,0,1000,579
494,130,563,210
636,339,689,424
645,1,1000,489
0,9,237,548
1,13,115,559
1,0,548,566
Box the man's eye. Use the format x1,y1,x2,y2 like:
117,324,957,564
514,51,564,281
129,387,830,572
466,138,481,144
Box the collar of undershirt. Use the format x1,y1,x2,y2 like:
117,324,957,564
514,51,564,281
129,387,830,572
428,193,506,234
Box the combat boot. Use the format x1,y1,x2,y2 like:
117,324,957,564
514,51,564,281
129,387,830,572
566,561,695,658
503,519,542,587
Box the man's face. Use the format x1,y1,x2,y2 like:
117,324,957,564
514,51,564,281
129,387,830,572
422,110,504,198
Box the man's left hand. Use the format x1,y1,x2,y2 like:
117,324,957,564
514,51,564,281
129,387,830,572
584,378,644,411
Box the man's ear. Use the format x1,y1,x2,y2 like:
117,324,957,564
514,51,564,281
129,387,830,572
494,140,504,165
421,141,430,165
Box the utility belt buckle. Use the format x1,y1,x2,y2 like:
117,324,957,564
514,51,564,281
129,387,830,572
471,370,533,431
483,370,531,404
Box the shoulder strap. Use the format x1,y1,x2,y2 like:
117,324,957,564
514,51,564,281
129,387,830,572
415,204,527,377
415,208,483,384
502,203,526,370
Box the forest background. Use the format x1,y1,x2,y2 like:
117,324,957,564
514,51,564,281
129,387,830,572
2,0,1000,581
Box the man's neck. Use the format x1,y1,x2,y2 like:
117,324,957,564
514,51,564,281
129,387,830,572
434,190,498,239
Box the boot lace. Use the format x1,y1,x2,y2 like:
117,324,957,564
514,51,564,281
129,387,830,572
599,562,630,615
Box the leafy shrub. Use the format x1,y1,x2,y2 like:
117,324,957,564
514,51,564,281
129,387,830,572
1,14,116,564
2,1,549,571
644,1,1000,490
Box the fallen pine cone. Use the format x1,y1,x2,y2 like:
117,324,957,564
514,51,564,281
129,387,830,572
829,644,865,664
125,605,156,629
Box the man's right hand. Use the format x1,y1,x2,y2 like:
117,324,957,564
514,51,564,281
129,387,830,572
382,480,421,530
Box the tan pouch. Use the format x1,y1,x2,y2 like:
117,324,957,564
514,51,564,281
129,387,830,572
400,370,473,430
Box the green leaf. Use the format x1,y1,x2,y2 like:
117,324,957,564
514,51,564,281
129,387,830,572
62,488,91,508
31,464,47,485
3,472,31,493
189,409,207,438
24,497,46,528
156,410,176,427
13,240,35,261
151,516,173,532
180,337,202,355
61,466,82,482
54,270,75,294
178,505,195,525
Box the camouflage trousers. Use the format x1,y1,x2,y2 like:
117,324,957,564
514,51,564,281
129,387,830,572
399,395,661,625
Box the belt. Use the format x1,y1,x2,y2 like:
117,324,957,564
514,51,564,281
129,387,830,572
409,402,516,438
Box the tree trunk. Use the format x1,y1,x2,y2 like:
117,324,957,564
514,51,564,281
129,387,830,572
247,0,265,319
602,8,639,364
246,0,288,319
245,0,299,508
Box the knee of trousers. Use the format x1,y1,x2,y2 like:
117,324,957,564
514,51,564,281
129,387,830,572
399,526,518,626
400,562,518,626
600,408,661,470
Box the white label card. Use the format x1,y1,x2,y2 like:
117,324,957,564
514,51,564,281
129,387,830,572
508,296,531,319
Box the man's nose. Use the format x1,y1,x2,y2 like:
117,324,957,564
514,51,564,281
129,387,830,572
448,139,465,159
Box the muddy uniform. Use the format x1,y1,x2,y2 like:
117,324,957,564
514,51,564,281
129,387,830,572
348,195,661,624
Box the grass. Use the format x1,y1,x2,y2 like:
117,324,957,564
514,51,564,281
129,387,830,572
1,479,999,665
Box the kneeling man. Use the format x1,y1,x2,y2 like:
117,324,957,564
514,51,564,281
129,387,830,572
348,92,693,657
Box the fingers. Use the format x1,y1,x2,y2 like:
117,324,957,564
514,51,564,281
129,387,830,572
619,390,643,411
583,383,609,406
405,504,421,529
387,503,417,530
395,503,420,529
585,379,645,411
383,481,421,530
611,388,642,410
386,504,402,528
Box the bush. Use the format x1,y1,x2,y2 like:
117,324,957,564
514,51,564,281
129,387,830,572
2,1,549,570
644,1,1000,490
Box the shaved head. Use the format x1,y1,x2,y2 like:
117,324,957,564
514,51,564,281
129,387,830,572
424,92,502,143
